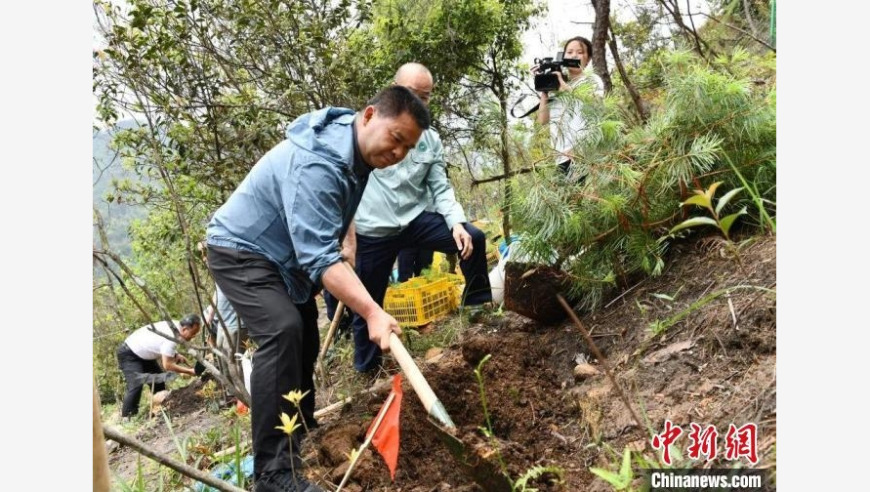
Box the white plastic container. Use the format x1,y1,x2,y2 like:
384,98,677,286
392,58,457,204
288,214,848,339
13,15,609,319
489,238,558,304
489,240,522,304
489,263,505,304
237,352,253,395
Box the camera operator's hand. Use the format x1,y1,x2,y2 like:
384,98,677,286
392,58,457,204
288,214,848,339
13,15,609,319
553,71,570,92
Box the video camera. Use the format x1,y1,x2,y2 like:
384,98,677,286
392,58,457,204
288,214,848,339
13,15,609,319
533,52,583,92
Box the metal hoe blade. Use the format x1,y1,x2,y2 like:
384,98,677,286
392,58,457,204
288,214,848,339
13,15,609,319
429,419,513,492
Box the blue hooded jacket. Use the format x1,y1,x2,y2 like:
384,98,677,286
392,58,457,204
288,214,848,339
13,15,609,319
206,107,371,303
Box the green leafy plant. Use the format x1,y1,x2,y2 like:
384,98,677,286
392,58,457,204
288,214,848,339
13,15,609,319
670,181,747,241
590,447,635,491
721,154,776,233
196,379,223,412
160,408,189,463
473,354,509,478
115,455,148,492
474,354,496,439
635,299,650,318
512,465,565,491
648,285,775,335
228,416,248,488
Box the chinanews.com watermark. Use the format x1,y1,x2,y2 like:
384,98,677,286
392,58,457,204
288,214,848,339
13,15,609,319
643,420,769,490
645,469,766,491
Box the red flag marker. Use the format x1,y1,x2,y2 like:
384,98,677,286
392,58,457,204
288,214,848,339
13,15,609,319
337,374,405,491
367,374,404,480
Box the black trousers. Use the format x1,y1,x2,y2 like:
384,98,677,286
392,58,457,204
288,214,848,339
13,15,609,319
351,211,492,372
207,245,319,476
116,343,166,417
397,248,435,282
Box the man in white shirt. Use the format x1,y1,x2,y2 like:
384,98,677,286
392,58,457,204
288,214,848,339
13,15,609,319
116,315,201,417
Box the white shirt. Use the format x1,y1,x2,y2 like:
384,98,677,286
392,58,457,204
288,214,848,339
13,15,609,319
548,72,605,164
124,320,181,360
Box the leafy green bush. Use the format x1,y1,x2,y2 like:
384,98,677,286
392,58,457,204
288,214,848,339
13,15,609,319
510,50,775,311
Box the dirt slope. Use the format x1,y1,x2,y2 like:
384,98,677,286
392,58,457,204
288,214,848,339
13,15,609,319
306,233,776,490
108,233,776,491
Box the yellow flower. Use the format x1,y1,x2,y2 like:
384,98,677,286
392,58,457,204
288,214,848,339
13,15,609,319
345,447,361,463
282,389,311,408
275,412,301,435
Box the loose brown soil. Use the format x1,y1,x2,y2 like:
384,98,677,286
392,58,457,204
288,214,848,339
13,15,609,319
304,234,776,491
108,233,776,491
504,262,571,325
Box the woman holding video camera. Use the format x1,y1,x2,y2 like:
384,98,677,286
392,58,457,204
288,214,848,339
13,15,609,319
533,36,605,176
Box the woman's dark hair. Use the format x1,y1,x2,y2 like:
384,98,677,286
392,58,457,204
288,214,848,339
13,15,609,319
563,36,593,59
367,85,430,130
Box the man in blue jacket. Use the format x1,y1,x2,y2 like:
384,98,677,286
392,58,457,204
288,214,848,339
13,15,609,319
206,86,429,492
348,63,492,374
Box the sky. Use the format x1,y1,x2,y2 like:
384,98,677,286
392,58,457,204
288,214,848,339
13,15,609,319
7,1,870,488
521,0,711,59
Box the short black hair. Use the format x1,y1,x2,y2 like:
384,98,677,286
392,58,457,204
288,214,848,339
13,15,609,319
367,85,430,130
180,314,201,328
563,36,593,59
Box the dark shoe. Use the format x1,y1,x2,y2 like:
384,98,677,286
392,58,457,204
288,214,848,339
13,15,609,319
255,470,323,492
351,366,382,389
460,304,489,323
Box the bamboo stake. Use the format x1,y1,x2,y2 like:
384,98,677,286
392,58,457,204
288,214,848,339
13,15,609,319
317,301,346,387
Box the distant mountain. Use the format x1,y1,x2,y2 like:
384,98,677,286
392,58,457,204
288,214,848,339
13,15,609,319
93,120,148,257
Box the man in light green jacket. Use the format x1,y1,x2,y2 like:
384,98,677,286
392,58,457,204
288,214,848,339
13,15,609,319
343,63,492,373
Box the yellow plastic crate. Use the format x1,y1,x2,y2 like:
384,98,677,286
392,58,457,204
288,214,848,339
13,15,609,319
384,277,457,327
443,273,465,307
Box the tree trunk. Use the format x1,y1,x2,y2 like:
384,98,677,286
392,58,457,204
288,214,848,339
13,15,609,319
742,0,759,36
489,52,513,244
591,0,613,93
657,0,712,60
93,382,111,492
498,79,512,244
607,32,648,122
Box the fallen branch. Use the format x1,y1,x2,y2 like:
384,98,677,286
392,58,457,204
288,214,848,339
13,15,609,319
102,425,247,492
314,379,392,420
213,443,250,459
470,167,535,186
557,295,663,466
604,279,646,309
314,398,351,419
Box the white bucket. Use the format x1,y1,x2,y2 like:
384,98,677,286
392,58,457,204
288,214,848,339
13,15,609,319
489,241,519,305
489,238,559,304
489,264,505,304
